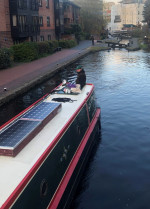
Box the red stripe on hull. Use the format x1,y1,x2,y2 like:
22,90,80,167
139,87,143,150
48,108,101,209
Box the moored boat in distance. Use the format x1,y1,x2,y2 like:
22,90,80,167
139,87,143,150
0,83,101,209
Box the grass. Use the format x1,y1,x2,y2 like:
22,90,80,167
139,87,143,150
90,46,111,52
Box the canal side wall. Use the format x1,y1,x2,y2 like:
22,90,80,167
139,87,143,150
0,45,91,107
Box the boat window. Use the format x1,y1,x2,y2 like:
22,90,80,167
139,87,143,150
40,179,48,197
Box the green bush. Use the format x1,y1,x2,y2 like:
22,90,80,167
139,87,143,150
58,40,77,48
11,42,38,62
68,40,77,48
51,40,59,49
80,32,91,40
37,42,50,56
0,48,12,69
47,40,59,53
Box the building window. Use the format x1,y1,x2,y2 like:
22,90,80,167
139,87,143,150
40,36,44,41
56,2,59,9
59,2,63,8
12,15,17,26
114,15,121,23
56,18,59,26
18,0,27,9
31,0,38,10
47,16,50,26
39,0,42,6
32,16,39,32
39,16,43,26
46,0,49,8
48,35,51,40
18,15,27,32
18,0,22,8
60,14,64,25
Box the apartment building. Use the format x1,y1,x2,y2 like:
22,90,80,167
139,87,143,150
63,1,80,28
0,0,13,47
9,0,40,43
110,0,145,32
0,0,80,47
103,2,115,23
38,0,55,41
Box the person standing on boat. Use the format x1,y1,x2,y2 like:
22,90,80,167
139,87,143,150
76,65,86,89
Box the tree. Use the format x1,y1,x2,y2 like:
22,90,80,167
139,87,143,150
73,0,104,38
143,0,150,26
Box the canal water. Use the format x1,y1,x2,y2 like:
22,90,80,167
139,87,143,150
1,48,150,209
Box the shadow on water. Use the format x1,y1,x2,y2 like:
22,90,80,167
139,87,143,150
0,72,61,126
70,128,102,209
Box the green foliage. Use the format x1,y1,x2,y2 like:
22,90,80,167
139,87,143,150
90,46,110,52
64,24,82,42
129,28,143,38
143,0,150,26
37,42,50,55
58,40,77,48
140,43,148,50
11,42,38,62
129,26,150,38
0,48,12,69
50,40,59,49
2,38,76,67
74,0,104,37
44,40,59,53
80,32,91,40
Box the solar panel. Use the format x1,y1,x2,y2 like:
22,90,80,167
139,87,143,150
21,102,60,120
0,120,40,148
0,102,61,156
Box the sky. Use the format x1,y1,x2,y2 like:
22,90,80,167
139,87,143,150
104,0,119,2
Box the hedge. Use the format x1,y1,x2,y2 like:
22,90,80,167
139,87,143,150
37,42,50,55
0,48,12,69
58,40,77,48
0,39,77,68
11,42,39,62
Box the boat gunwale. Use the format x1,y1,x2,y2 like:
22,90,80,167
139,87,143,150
47,108,101,209
1,83,94,209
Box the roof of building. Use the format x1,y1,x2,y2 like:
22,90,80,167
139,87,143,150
63,0,80,8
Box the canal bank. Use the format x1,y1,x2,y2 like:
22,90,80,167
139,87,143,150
0,41,92,107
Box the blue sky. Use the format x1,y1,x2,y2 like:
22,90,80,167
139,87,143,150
104,0,119,2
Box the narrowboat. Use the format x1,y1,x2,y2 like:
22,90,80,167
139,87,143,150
0,83,101,209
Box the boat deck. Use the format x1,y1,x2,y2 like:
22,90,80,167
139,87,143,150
0,84,93,208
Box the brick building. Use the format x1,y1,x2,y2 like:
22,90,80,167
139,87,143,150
63,1,80,40
0,0,80,48
38,0,56,41
63,1,80,28
0,0,13,48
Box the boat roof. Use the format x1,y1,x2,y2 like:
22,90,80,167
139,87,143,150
0,84,94,208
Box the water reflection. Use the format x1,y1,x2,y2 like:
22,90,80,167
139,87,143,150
70,131,102,209
0,74,61,126
70,49,150,209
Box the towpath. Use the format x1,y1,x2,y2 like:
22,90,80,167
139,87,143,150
0,40,92,106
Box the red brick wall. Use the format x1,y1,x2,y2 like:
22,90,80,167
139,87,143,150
37,29,56,41
64,5,73,23
39,0,56,41
0,0,13,47
64,4,80,27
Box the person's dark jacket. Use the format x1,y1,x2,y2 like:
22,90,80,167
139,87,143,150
76,69,86,89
